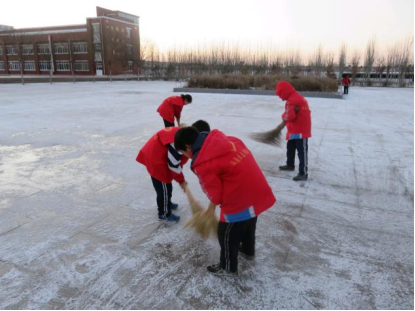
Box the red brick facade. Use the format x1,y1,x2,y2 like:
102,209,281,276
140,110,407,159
0,7,140,76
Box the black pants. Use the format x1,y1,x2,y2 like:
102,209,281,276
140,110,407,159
287,138,308,176
163,119,175,128
218,217,257,272
344,86,349,94
151,177,173,216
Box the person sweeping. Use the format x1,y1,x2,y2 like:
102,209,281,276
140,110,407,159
157,94,192,128
136,127,188,221
175,121,276,276
276,81,312,181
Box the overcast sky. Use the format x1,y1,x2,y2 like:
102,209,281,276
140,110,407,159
1,0,413,53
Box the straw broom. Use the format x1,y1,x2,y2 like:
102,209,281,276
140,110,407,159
250,121,285,146
183,184,218,240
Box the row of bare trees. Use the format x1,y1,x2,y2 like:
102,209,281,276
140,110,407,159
139,36,414,86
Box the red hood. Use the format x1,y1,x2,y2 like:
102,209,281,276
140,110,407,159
193,130,233,167
276,81,296,100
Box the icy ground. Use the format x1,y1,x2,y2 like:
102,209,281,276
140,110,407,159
0,82,413,309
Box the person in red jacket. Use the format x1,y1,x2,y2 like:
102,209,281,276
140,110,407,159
157,94,192,127
136,127,188,221
175,122,276,276
276,81,312,181
341,75,351,94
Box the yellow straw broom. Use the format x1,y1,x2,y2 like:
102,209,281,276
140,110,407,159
183,184,218,240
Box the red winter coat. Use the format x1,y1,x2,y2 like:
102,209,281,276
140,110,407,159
136,127,187,183
192,130,276,222
342,77,351,86
157,96,185,124
276,81,312,140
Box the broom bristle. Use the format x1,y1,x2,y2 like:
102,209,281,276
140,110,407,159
184,209,218,240
183,185,218,239
250,122,285,146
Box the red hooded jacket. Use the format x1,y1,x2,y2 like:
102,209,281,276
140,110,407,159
342,77,351,86
136,127,187,183
157,96,185,123
276,81,312,140
191,130,276,222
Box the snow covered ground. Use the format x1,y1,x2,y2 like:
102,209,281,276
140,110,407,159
0,81,413,309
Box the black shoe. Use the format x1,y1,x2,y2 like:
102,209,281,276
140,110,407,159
279,165,295,171
293,174,308,181
207,263,237,277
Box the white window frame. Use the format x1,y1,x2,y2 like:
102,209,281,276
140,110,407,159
74,61,89,71
72,42,88,54
6,45,17,55
54,43,69,54
8,61,20,70
0,61,4,70
24,61,36,71
126,27,132,39
22,44,34,55
39,61,51,71
56,60,70,71
128,61,133,72
37,44,50,55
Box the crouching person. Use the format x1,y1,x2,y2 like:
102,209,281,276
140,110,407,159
136,127,188,221
175,122,276,276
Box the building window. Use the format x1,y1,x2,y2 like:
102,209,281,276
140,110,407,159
39,61,51,71
92,23,101,42
0,61,4,70
126,28,132,39
126,44,133,55
56,61,70,71
74,61,89,71
22,45,34,55
73,42,88,54
6,45,17,55
24,61,36,71
0,46,3,56
54,43,69,54
8,61,20,70
37,44,50,54
128,61,133,72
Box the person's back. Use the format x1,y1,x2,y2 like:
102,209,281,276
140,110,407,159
191,129,275,222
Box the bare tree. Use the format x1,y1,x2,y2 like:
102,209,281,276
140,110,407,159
351,50,361,85
338,43,347,81
3,30,30,85
364,37,377,85
396,35,414,86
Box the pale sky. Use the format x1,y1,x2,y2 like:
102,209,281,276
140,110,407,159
1,0,413,54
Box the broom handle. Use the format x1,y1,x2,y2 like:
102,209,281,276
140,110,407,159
183,184,196,204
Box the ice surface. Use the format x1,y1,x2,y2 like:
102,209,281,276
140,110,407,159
0,82,413,309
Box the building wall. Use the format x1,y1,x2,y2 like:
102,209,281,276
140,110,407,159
0,7,139,76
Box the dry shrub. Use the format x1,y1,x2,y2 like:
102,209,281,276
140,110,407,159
183,185,218,239
188,74,338,92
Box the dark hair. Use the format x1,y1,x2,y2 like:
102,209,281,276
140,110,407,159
192,120,210,133
181,94,192,103
174,127,199,151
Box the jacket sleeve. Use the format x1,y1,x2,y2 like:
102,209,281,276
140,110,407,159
195,164,223,206
174,105,183,120
167,143,185,183
282,101,297,122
